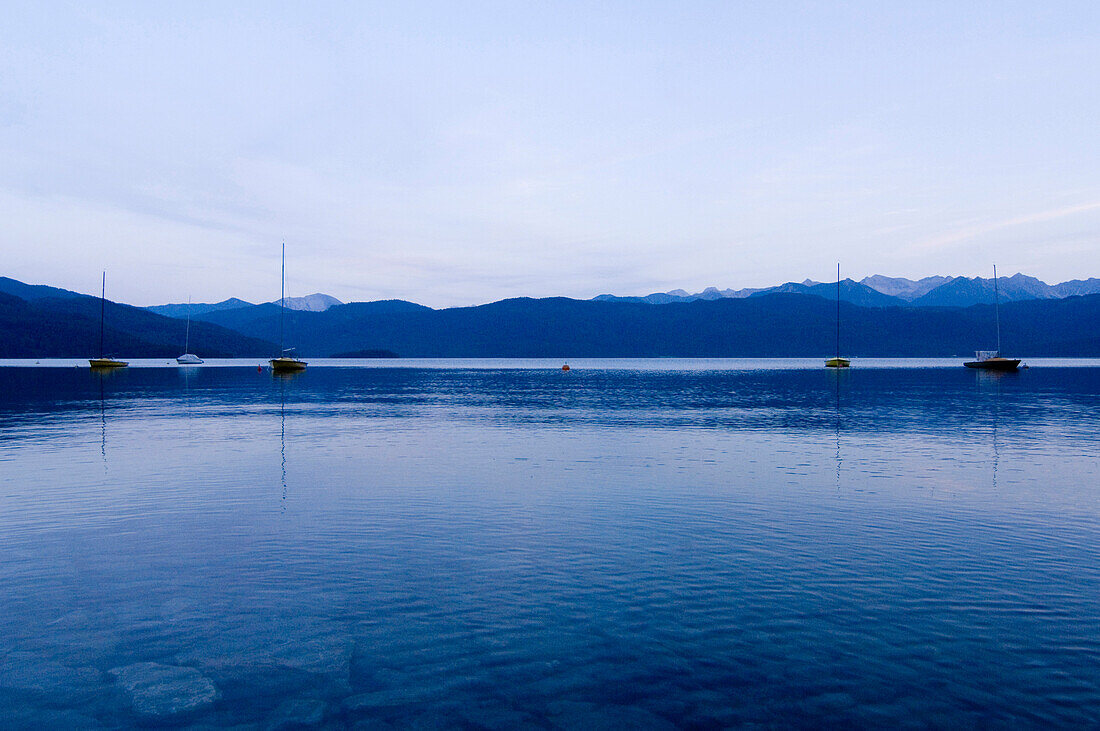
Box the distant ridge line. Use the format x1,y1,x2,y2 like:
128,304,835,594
595,274,1100,308
3,271,1099,358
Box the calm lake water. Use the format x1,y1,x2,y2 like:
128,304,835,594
1,360,1099,728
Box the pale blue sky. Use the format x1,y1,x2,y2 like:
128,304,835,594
1,1,1098,306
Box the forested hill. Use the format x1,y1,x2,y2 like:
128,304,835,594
2,271,1098,358
192,292,1100,358
0,291,275,357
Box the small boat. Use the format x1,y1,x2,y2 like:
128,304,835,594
825,263,850,368
268,242,307,373
964,351,1021,371
89,272,128,369
270,353,308,373
963,265,1019,372
90,358,128,369
176,297,204,364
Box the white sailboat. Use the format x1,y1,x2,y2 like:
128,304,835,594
176,297,204,364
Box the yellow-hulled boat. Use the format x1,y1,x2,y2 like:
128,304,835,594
824,263,850,368
270,356,307,373
90,272,128,370
270,243,306,374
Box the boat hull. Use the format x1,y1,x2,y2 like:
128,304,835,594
824,358,850,368
964,358,1020,371
269,357,307,373
176,354,204,365
89,359,128,369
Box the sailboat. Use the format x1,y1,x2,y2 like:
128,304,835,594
824,263,850,368
964,265,1020,371
269,242,307,373
176,297,204,364
89,272,128,369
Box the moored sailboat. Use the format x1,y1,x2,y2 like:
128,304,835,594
269,242,307,373
824,263,850,368
964,265,1020,371
176,297,204,364
89,272,128,369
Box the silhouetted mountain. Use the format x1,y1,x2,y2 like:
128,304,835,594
751,279,906,307
597,273,1100,308
0,286,274,358
595,280,878,305
4,275,1099,358
911,274,1055,307
194,300,430,350
1050,278,1100,298
147,298,255,318
0,276,87,301
594,285,766,304
187,292,1100,358
860,275,955,300
149,293,342,319
271,293,342,311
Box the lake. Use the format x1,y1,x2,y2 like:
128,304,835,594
1,360,1099,727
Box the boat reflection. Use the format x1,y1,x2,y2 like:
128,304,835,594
91,368,122,472
99,376,107,470
829,367,849,490
280,376,288,509
974,365,1005,489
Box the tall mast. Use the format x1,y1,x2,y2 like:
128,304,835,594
184,296,191,352
993,263,1001,354
280,242,285,353
100,271,106,357
836,262,841,360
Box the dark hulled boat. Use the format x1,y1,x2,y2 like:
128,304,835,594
964,265,1019,372
964,352,1021,371
269,242,307,374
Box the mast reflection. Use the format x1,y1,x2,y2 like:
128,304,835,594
829,368,847,490
91,368,122,472
275,372,300,509
974,369,1006,489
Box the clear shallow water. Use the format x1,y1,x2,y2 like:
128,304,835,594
1,361,1098,728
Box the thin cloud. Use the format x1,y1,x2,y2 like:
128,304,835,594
909,200,1100,254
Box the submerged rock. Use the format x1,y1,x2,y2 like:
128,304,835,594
108,662,218,717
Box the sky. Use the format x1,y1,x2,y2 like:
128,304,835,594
1,1,1098,307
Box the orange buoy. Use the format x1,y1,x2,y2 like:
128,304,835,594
562,364,570,371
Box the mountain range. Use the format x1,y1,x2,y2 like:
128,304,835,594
147,293,342,319
0,277,273,357
2,274,1098,358
597,274,1100,308
178,293,1098,357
